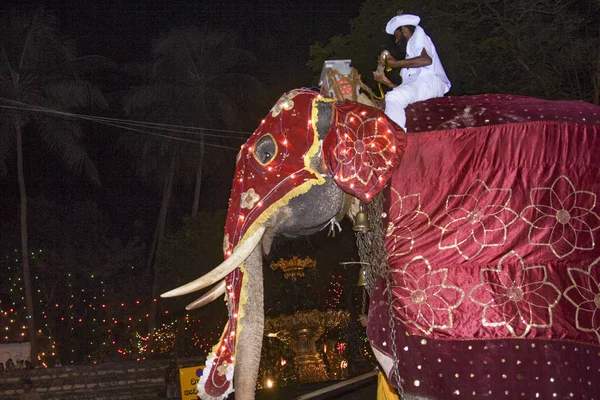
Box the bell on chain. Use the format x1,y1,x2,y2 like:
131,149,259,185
357,265,367,287
353,203,371,232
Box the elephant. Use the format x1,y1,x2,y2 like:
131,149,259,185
163,88,600,400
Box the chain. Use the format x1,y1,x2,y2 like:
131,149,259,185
361,287,367,316
355,193,404,395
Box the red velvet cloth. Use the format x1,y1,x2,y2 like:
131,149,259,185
368,95,600,399
323,100,406,202
201,89,325,399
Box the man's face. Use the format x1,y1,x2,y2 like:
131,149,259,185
394,27,409,44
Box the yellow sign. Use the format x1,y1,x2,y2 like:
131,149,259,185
179,365,205,400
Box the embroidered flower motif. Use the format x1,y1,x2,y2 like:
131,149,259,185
564,257,600,343
389,256,464,335
469,251,561,337
433,179,518,260
270,92,295,117
520,175,600,259
386,190,430,258
334,111,395,185
216,360,230,377
240,188,260,210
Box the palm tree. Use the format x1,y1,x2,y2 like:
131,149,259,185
123,26,263,353
0,7,107,364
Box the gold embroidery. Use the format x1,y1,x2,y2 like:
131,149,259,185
520,175,600,259
433,179,518,260
333,111,396,185
217,360,230,377
389,256,464,335
386,191,431,257
270,91,296,117
564,256,600,343
469,251,561,337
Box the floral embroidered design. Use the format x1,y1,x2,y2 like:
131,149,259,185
216,360,230,377
270,91,295,117
433,179,518,260
469,251,561,337
564,257,600,343
334,111,395,185
386,190,430,257
240,188,260,209
389,256,464,335
520,175,600,259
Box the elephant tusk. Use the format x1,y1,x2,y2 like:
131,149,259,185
185,280,226,310
161,226,266,298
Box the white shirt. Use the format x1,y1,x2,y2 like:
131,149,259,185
400,26,451,92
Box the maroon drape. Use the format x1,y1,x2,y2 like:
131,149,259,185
368,94,600,399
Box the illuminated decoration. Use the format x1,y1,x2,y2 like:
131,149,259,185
265,309,350,384
325,274,344,308
322,100,406,203
0,248,225,366
201,89,331,400
202,88,404,398
270,256,316,280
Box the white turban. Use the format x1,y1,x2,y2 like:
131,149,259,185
385,14,421,35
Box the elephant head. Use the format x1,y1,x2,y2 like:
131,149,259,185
162,88,406,399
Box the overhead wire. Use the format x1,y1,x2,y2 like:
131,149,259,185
0,97,256,151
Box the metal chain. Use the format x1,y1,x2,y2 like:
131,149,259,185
355,193,404,395
361,287,367,316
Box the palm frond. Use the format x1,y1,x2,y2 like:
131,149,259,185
36,116,100,184
42,80,108,111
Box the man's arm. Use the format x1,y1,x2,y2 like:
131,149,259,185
385,49,432,69
374,48,432,88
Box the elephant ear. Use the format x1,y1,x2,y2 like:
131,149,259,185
322,99,407,203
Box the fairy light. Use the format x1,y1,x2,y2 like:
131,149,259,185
1,247,227,365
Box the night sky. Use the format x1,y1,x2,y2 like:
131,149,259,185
0,0,366,241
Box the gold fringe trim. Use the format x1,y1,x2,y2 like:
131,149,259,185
233,97,331,359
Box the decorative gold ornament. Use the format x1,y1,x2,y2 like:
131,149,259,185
357,266,367,287
240,188,261,209
265,309,350,384
270,256,316,279
353,203,371,232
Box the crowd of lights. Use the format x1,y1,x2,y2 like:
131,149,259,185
325,274,344,309
0,249,224,366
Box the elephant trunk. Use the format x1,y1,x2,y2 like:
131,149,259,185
233,244,264,400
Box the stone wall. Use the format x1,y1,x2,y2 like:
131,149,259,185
0,357,204,400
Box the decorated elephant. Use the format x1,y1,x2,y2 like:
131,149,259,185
163,88,600,400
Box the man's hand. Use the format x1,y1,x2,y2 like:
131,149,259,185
378,53,398,66
373,71,396,88
358,315,368,328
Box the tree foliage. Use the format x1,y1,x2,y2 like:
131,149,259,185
0,6,109,364
309,0,600,103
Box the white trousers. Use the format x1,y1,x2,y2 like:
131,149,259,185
384,79,448,132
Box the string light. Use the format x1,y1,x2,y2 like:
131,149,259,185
1,248,225,365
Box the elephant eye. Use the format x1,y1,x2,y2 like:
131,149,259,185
253,134,278,166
